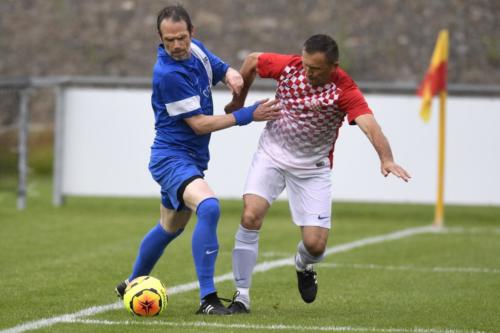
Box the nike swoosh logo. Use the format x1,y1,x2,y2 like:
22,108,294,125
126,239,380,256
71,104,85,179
318,215,329,220
205,249,218,255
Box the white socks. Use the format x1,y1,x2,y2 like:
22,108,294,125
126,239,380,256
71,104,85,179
232,225,259,308
295,241,324,271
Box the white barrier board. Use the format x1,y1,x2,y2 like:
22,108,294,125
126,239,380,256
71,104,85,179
61,87,500,205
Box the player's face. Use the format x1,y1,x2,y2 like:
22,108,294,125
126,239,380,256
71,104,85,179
302,50,338,87
159,19,192,61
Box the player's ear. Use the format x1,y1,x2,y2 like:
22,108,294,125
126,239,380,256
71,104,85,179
191,26,195,38
329,61,339,74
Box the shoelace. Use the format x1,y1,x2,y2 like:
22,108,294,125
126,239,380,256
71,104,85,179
229,290,240,304
203,293,232,306
214,290,241,308
219,295,233,304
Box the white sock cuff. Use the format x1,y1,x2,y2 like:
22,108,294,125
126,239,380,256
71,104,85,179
235,224,259,244
296,241,324,270
236,288,250,308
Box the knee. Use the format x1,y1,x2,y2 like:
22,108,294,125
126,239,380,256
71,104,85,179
241,209,263,230
303,238,327,257
160,204,192,233
196,198,220,221
159,218,185,234
159,218,177,233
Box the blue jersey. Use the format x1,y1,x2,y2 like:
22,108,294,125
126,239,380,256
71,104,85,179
150,39,229,170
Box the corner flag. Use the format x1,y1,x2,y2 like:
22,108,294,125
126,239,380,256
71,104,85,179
417,30,449,122
417,30,449,227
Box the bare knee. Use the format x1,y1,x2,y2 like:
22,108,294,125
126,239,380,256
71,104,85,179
240,209,263,230
303,241,326,257
240,194,269,231
160,206,191,233
301,226,329,256
160,217,182,233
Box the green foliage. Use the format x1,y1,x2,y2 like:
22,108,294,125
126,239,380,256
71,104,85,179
1,176,499,332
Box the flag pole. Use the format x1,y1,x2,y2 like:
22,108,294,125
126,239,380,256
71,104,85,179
418,29,449,226
434,90,447,227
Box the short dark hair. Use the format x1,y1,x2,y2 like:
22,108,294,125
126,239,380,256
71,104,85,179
157,4,193,36
303,34,339,64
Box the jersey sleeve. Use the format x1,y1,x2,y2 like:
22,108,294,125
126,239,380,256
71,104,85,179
206,49,229,86
257,53,296,80
195,40,229,86
337,80,373,125
159,71,203,119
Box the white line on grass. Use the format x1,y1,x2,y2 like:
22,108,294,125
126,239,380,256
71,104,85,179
67,318,487,333
319,263,500,274
442,227,500,235
261,251,293,258
0,225,435,333
259,225,500,259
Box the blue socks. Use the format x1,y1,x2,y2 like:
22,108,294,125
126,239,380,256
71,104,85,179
129,198,221,300
191,197,220,299
129,222,183,281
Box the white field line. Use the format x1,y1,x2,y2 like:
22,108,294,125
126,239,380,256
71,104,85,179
260,226,500,259
66,318,488,333
443,227,500,235
261,251,293,258
1,225,435,333
320,263,500,274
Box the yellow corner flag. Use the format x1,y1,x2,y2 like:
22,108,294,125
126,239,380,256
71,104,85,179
417,30,450,227
417,30,449,122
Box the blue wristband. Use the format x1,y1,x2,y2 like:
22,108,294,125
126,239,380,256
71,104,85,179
233,104,258,126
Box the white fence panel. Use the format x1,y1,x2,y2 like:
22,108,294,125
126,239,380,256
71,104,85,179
60,87,500,205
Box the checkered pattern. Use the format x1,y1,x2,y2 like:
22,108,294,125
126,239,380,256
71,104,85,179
259,65,347,167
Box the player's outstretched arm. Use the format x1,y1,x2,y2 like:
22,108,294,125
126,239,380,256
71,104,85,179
355,114,411,182
224,52,263,114
185,99,280,135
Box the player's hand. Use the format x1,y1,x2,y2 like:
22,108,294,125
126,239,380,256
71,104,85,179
381,161,411,182
252,99,281,121
225,68,244,96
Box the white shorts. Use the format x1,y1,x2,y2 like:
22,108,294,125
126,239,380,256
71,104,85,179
243,150,332,228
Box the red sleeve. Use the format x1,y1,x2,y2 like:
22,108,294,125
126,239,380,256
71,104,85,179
257,53,298,80
336,70,373,125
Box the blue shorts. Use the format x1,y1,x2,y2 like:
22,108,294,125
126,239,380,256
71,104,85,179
149,155,204,211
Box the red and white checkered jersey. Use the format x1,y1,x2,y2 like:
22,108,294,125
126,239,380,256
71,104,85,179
256,53,372,169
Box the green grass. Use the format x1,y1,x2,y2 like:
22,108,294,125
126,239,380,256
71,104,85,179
1,176,499,333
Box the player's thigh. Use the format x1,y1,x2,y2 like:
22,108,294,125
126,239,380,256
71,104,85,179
160,205,192,232
243,150,286,205
285,168,332,229
241,194,271,230
182,178,216,211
